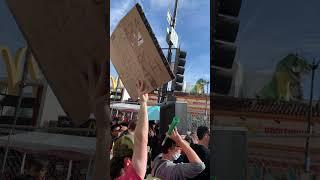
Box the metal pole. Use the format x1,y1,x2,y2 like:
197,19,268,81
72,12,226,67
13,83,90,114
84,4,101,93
20,152,27,174
304,60,319,172
205,81,209,117
160,0,179,103
66,160,73,180
86,158,93,180
1,47,30,175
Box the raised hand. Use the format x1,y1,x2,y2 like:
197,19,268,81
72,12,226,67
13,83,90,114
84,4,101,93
136,80,148,103
81,61,108,117
169,128,183,144
80,61,109,180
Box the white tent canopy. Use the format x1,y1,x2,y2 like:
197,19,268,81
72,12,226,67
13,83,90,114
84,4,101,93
0,132,96,157
110,103,140,112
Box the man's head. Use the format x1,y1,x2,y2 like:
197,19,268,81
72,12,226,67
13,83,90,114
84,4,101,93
111,124,122,138
119,122,128,133
197,126,210,146
118,112,125,121
111,137,134,179
161,136,181,161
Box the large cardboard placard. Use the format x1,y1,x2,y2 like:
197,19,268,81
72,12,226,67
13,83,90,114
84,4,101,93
6,0,107,125
110,4,174,100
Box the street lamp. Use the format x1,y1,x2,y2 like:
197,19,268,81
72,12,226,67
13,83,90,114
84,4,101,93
304,59,320,173
203,80,210,118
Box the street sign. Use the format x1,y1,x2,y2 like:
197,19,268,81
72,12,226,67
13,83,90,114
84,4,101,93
166,27,179,48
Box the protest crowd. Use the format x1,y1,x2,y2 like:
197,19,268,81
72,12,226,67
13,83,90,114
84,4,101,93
109,82,210,180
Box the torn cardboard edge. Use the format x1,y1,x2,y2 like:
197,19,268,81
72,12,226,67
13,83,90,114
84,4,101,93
135,3,175,80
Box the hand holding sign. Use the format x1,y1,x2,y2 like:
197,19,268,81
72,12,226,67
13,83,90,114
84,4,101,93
110,4,174,100
136,80,149,103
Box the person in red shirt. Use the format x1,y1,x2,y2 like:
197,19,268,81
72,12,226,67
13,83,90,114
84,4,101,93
110,80,149,180
83,62,148,180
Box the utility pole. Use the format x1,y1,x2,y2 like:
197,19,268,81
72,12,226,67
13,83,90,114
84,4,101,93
304,59,320,173
205,81,209,118
158,0,179,103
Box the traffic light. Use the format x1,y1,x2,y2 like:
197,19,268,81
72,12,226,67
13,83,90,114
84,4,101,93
212,0,242,95
172,48,187,92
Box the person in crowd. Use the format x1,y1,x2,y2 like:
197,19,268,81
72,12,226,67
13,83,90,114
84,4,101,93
120,121,129,131
111,123,122,143
149,122,162,163
147,121,159,174
15,159,47,180
118,112,127,122
185,126,210,180
110,80,149,180
184,134,196,145
112,118,137,157
151,129,205,180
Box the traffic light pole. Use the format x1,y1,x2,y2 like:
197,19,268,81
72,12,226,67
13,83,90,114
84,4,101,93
158,0,179,103
304,59,320,173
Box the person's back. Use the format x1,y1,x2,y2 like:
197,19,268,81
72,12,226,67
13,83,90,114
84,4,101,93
188,144,210,180
153,154,205,180
188,126,210,180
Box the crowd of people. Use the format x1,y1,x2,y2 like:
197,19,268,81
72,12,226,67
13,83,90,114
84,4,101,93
110,81,211,180
13,67,209,180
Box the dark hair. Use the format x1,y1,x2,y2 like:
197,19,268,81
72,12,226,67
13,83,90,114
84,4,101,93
110,154,132,179
161,135,176,154
111,124,121,132
184,135,195,144
110,156,125,179
197,126,209,140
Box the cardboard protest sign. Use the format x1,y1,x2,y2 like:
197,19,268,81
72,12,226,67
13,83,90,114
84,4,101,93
110,4,174,100
6,0,107,125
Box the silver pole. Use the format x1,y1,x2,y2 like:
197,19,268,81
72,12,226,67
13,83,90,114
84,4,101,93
304,60,320,172
160,0,179,103
86,158,93,180
20,152,27,174
1,47,30,175
66,160,73,180
205,82,209,118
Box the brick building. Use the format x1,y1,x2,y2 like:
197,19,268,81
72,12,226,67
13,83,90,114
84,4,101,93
213,96,320,178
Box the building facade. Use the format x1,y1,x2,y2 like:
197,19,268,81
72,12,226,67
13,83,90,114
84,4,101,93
213,96,320,179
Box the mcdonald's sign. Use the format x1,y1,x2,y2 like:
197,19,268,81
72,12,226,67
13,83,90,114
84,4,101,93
0,46,41,96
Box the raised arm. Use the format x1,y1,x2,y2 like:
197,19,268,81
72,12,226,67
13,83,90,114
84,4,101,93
170,129,202,163
81,62,110,180
132,80,149,179
93,100,110,180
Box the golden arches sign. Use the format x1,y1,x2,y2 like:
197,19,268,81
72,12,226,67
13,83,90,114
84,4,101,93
0,46,40,96
110,76,123,90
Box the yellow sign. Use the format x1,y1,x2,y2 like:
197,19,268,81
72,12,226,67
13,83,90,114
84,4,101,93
0,46,40,96
110,76,123,90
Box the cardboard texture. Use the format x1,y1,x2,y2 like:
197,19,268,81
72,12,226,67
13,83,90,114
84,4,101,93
110,4,174,100
6,0,107,125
